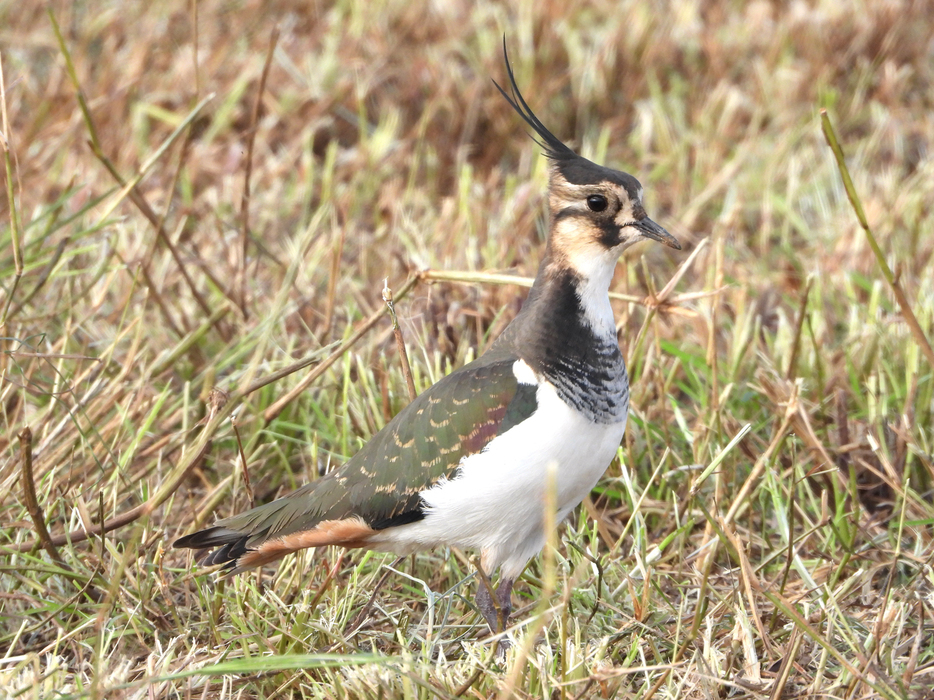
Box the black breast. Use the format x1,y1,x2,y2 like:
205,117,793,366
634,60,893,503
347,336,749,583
505,268,629,424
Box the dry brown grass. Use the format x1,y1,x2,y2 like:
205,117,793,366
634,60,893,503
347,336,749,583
2,1,934,698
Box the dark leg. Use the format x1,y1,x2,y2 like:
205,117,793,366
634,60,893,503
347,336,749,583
475,572,515,654
494,576,514,630
475,570,501,633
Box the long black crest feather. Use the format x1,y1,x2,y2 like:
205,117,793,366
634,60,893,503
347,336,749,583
493,38,578,163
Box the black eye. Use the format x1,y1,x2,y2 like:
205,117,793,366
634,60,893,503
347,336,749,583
586,194,608,212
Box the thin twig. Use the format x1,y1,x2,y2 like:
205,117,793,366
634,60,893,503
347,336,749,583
0,50,23,327
50,7,219,337
263,275,420,424
231,416,254,509
4,351,101,362
820,110,934,369
768,627,802,700
240,343,340,396
322,222,346,337
567,541,604,625
786,279,812,381
383,279,417,401
8,231,69,319
420,267,712,310
723,402,795,527
149,304,232,377
763,589,902,700
777,464,797,597
7,391,229,553
421,240,711,320
239,26,280,316
454,645,499,697
902,601,923,688
306,550,345,613
342,556,404,636
87,113,218,332
19,428,66,567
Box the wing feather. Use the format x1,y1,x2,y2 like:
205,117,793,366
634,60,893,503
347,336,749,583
174,352,540,566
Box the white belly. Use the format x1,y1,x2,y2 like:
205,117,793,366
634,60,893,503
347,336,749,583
370,376,627,579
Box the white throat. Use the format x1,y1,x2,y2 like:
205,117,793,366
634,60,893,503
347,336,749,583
564,244,620,337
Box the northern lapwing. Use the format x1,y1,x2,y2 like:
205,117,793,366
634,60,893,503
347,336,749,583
174,46,681,642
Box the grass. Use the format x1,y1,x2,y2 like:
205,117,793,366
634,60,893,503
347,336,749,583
1,0,933,697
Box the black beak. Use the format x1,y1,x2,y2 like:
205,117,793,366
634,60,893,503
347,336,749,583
633,217,681,250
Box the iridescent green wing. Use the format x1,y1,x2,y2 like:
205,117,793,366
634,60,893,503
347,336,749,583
222,352,538,546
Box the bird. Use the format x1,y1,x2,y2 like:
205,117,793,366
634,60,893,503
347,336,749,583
174,46,681,642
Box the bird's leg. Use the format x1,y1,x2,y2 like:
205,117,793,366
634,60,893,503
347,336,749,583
475,567,501,634
494,576,514,630
476,570,516,656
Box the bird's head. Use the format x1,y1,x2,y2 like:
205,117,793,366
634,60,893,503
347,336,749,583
494,47,681,279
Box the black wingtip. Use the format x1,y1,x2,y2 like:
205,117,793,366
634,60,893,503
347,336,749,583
174,526,251,570
494,38,577,163
173,526,231,550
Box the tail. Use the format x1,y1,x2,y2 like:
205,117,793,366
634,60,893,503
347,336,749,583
173,526,256,574
173,507,378,575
